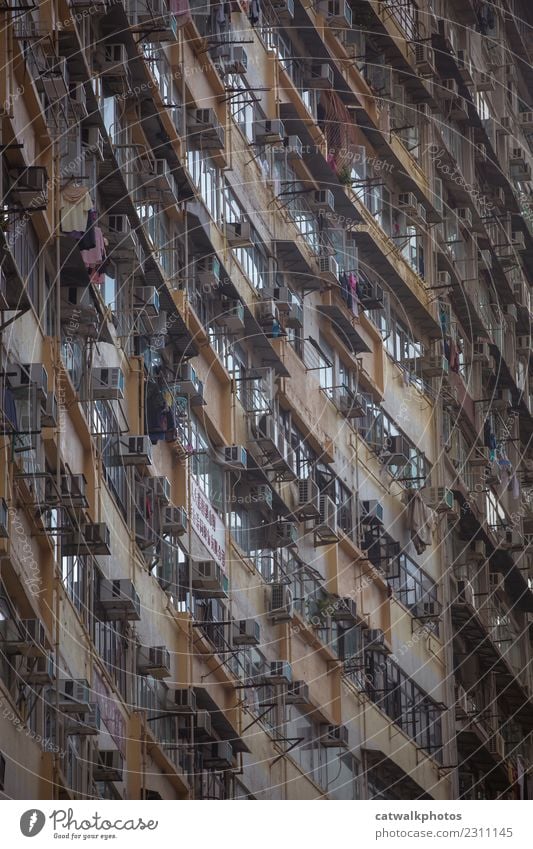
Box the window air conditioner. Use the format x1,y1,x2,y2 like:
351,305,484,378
93,749,123,782
203,741,233,770
173,688,197,713
191,560,229,598
118,436,153,466
57,679,91,714
151,476,171,504
286,680,312,706
137,645,171,678
362,500,384,525
319,724,349,748
7,363,48,402
297,477,321,519
268,660,293,685
331,597,357,623
315,495,339,543
363,628,387,650
161,505,188,536
92,367,125,400
318,0,352,28
268,582,294,622
253,119,286,144
66,704,101,736
232,619,261,647
134,286,160,317
267,521,298,549
424,487,455,513
224,445,247,468
97,578,141,620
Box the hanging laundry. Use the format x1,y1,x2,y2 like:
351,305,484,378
348,272,358,317
448,338,460,373
78,210,96,252
406,489,436,554
483,419,497,450
249,0,260,25
327,151,337,174
169,0,192,26
511,472,520,500
339,271,350,305
2,386,17,431
61,185,93,233
81,225,106,284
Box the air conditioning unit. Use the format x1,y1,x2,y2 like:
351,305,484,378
97,43,128,77
173,688,196,714
161,505,187,536
438,270,451,287
92,367,125,400
93,749,123,782
66,703,101,737
256,298,279,325
59,474,87,508
318,0,352,28
82,126,105,161
7,363,48,402
297,477,320,519
411,600,440,620
315,495,339,543
383,435,410,464
23,652,56,685
119,436,153,466
187,108,225,150
487,732,505,760
232,619,261,647
195,710,213,740
268,660,292,685
286,135,303,159
134,286,160,317
519,111,533,131
310,190,335,212
57,679,91,714
456,207,473,229
318,255,339,281
226,220,252,247
398,192,418,217
362,500,384,525
442,78,459,98
456,50,474,84
286,680,312,706
319,724,349,748
271,0,294,17
152,476,171,504
69,82,87,120
338,389,368,418
0,619,47,657
41,55,69,100
98,578,141,620
305,64,334,89
7,167,48,209
225,45,248,74
220,300,245,332
41,391,58,427
253,119,285,144
173,363,204,403
517,335,531,353
363,628,387,650
414,43,436,76
248,484,274,512
331,597,357,623
224,445,247,469
473,340,491,364
267,521,298,549
63,522,111,557
268,582,294,622
424,487,455,513
203,741,233,770
475,71,495,92
191,560,229,598
137,645,171,678
492,388,513,410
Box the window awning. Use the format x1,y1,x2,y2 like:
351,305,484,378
194,687,250,753
316,304,371,354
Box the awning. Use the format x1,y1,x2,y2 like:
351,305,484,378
362,747,431,799
316,304,371,354
193,687,250,753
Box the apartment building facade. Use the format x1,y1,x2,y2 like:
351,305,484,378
0,0,532,800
